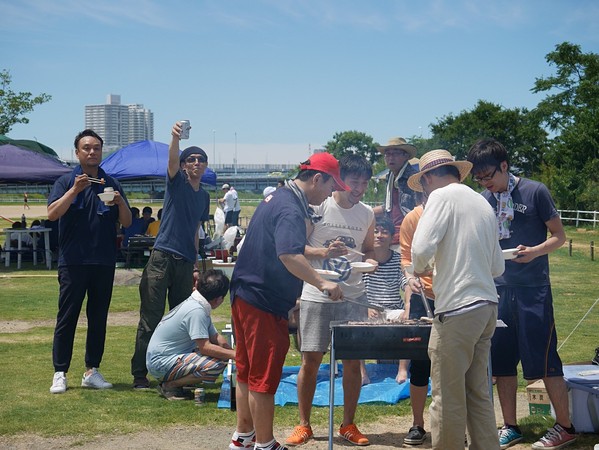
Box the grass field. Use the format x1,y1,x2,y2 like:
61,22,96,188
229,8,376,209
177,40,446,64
0,226,598,446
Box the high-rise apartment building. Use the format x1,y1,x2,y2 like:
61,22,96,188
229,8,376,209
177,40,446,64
85,94,154,152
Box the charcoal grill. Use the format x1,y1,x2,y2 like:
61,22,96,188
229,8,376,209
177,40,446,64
327,320,432,449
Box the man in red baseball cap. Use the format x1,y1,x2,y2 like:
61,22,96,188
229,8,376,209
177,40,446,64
228,152,347,450
298,152,350,192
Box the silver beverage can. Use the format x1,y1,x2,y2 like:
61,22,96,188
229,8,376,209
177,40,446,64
194,387,205,406
180,120,190,139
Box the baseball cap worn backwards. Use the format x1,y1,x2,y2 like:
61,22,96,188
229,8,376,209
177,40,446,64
179,146,208,163
299,152,350,191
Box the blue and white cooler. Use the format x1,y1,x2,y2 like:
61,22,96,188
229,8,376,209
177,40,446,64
562,365,599,433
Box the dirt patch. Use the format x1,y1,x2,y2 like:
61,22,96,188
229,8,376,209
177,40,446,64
0,311,139,334
0,394,534,450
0,269,141,334
0,204,49,223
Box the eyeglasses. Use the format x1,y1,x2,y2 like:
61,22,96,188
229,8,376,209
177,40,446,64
384,150,409,158
185,156,207,163
472,167,498,183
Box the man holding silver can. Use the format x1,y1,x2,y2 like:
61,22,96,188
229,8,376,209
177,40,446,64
131,120,211,390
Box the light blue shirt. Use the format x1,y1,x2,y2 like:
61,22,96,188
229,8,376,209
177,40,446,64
146,290,217,379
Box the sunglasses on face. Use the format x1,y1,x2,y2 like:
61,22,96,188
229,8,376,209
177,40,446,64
185,156,207,163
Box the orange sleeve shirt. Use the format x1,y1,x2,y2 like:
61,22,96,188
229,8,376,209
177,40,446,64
399,205,434,299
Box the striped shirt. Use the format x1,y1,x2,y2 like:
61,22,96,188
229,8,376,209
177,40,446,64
363,250,407,310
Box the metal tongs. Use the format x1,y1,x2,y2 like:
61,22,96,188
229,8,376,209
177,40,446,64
406,264,434,320
416,277,434,319
322,290,385,313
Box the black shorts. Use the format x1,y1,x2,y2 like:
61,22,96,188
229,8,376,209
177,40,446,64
225,210,240,226
408,292,434,387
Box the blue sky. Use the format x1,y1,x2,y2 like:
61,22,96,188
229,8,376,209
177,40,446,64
2,0,598,165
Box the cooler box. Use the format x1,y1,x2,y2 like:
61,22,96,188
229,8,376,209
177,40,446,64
562,365,599,433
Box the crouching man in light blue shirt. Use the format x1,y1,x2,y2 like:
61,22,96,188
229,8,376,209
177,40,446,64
147,269,235,400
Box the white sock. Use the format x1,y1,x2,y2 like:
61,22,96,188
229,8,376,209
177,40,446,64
231,430,255,446
254,438,276,449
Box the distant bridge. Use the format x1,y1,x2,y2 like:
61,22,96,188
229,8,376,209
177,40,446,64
0,163,299,195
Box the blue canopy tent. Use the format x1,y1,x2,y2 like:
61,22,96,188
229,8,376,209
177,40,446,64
100,140,217,186
0,144,71,183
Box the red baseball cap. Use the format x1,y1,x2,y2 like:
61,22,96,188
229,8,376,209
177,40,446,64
299,152,350,191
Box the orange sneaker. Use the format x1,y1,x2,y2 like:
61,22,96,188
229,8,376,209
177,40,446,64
338,423,369,446
285,425,313,446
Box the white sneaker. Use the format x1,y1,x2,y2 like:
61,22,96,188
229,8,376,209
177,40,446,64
50,371,67,394
81,368,113,389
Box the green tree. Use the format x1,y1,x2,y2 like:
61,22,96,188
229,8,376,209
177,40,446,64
324,130,380,164
0,69,51,135
406,134,442,157
429,100,548,175
532,42,599,209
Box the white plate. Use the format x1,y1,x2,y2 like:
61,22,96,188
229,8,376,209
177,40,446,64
350,262,377,273
502,248,520,260
315,269,341,280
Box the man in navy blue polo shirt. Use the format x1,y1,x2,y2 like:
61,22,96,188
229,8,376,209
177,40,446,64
228,152,346,450
48,129,132,394
130,121,210,389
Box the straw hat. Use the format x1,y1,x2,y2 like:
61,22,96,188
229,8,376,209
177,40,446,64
377,137,417,158
407,149,472,192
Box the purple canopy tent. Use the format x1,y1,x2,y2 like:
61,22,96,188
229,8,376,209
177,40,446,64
100,140,217,186
0,144,71,183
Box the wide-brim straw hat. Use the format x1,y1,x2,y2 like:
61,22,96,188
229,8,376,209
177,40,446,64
377,137,417,158
407,149,473,192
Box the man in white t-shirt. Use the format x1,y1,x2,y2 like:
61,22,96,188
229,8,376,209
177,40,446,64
146,269,235,400
219,184,241,229
286,154,377,447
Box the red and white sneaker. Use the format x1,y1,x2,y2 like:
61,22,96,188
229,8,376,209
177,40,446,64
532,424,576,450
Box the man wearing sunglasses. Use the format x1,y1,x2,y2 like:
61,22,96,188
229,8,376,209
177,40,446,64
131,121,211,390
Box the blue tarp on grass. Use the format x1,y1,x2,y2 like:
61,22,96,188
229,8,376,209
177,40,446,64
218,363,431,408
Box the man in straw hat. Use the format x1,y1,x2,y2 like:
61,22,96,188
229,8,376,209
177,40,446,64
409,149,504,450
467,139,574,450
373,137,419,250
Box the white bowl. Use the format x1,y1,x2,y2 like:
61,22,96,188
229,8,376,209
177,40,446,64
502,248,520,260
350,262,377,273
98,192,115,202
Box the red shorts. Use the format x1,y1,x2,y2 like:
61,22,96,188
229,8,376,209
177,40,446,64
232,296,290,395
